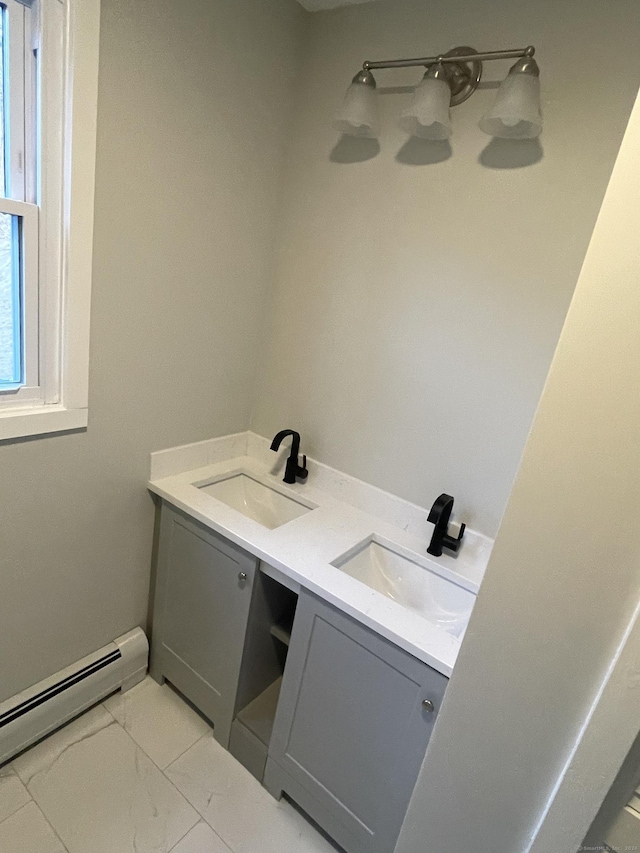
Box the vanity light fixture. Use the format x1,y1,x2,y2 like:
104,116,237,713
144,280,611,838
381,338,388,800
399,62,453,140
478,52,542,138
333,68,380,138
333,45,542,141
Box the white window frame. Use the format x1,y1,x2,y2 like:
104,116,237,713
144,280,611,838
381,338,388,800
0,0,39,403
0,0,100,441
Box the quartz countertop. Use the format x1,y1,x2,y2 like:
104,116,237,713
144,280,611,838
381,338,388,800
148,432,494,677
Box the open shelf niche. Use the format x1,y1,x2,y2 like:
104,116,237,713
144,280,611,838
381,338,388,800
229,568,298,781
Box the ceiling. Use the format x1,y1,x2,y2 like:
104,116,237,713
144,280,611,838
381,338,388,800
296,0,381,11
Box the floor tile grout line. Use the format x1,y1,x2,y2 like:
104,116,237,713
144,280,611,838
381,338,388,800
100,700,116,722
0,770,33,826
103,681,213,773
115,715,213,773
161,726,214,773
0,799,32,828
169,816,236,853
108,714,186,774
167,817,204,852
0,800,70,852
0,799,32,829
99,720,203,841
166,817,234,853
19,770,74,852
161,732,214,808
163,731,214,774
41,801,70,853
162,734,240,853
207,823,236,853
0,800,32,824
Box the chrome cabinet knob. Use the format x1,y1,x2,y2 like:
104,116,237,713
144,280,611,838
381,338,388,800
238,572,247,582
422,699,435,713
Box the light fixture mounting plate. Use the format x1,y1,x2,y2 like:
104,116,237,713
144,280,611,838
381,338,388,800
442,46,482,106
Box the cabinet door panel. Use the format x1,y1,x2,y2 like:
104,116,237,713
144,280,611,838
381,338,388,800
267,591,447,853
150,504,257,746
163,518,248,688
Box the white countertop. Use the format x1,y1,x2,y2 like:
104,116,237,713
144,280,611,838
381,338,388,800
148,433,494,677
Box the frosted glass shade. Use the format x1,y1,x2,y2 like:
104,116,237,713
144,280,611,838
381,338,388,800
399,76,452,140
333,82,380,139
479,73,542,138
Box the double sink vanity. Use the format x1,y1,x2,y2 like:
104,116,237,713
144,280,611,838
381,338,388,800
147,431,492,853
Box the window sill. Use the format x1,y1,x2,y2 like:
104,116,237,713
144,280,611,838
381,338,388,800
0,404,88,441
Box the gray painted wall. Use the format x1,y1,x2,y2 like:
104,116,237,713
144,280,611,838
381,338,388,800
0,0,306,704
251,0,640,537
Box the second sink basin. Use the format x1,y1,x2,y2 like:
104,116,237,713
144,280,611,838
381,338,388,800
332,537,476,638
197,471,316,530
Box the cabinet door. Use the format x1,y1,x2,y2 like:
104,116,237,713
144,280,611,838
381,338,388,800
265,591,448,853
149,503,257,747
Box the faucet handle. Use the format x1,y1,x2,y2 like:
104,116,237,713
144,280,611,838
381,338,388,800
444,522,466,553
298,454,308,481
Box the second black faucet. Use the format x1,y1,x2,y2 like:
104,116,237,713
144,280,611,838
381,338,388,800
271,429,309,484
427,493,466,557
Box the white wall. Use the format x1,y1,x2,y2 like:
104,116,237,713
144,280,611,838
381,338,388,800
251,0,640,537
0,0,306,704
395,87,640,853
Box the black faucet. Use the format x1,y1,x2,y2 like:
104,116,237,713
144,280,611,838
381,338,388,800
270,429,309,485
427,493,466,557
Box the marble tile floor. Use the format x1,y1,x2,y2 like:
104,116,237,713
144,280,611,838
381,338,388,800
0,676,339,853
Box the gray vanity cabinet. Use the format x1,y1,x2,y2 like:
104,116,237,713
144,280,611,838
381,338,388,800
264,590,448,853
149,502,258,747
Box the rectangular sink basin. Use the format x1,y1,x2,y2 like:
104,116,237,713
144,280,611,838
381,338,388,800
332,537,476,638
197,472,315,530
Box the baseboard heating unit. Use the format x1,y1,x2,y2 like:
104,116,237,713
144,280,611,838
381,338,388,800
0,627,148,765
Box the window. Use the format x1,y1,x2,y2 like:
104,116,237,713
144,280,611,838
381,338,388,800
0,0,37,394
0,0,100,441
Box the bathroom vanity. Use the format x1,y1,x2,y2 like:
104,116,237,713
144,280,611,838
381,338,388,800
148,432,492,853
